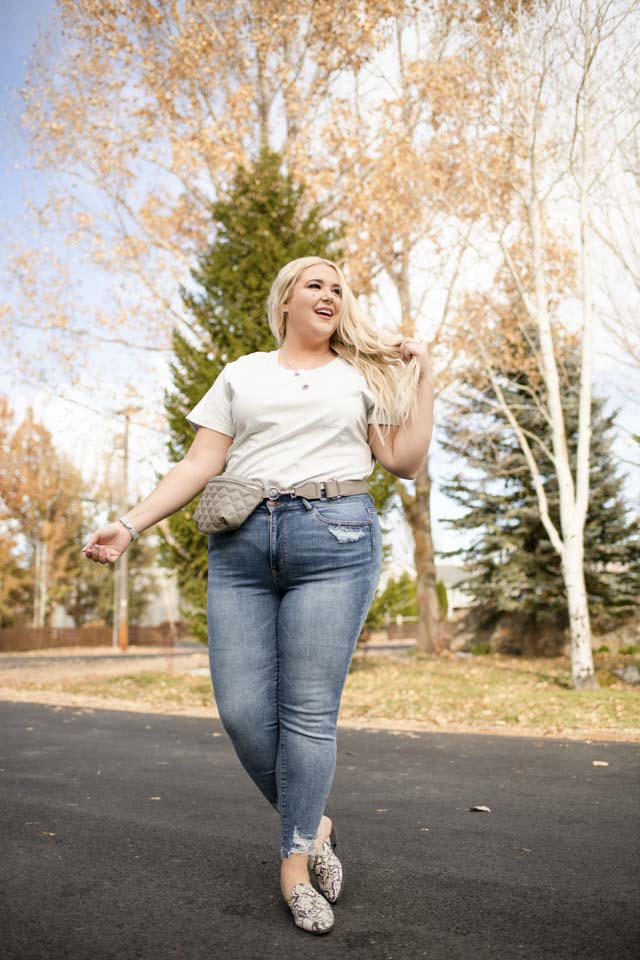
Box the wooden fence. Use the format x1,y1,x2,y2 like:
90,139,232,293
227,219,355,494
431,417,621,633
0,621,192,653
1,616,419,653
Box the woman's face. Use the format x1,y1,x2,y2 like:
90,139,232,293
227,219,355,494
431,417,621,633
284,263,342,344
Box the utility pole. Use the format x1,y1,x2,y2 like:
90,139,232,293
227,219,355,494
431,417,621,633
111,554,121,650
113,405,141,653
118,410,131,652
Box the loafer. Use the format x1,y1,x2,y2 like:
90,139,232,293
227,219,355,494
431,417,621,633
286,881,335,934
308,824,343,903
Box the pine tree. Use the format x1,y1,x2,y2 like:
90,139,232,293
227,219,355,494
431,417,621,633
366,570,418,629
160,147,346,641
438,354,640,648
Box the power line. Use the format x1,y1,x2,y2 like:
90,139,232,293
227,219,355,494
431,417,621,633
10,318,172,353
0,370,170,434
49,394,168,434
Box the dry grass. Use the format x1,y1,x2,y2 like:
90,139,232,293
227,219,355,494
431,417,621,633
339,649,640,740
0,645,638,741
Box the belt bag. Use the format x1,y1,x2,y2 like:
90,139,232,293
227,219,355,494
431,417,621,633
192,475,370,534
193,476,265,534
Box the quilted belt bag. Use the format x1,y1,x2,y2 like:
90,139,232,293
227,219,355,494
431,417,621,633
193,475,370,535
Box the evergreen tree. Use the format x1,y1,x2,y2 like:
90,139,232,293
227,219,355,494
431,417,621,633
160,147,347,641
366,570,418,630
364,571,447,633
438,353,640,642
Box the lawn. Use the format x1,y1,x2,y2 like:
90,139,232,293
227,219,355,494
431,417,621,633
2,646,637,741
339,649,639,739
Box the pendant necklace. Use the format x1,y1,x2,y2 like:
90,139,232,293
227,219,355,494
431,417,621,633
279,346,335,390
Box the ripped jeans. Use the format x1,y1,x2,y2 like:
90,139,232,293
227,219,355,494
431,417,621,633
206,491,383,860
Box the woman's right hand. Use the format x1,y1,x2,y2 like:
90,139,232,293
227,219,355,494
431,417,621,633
82,521,133,565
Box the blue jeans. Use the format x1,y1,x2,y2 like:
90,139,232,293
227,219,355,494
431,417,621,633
206,491,383,860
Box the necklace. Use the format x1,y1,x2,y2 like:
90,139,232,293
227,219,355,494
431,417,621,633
278,346,336,390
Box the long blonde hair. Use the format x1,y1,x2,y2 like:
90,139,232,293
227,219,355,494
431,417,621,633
266,256,421,444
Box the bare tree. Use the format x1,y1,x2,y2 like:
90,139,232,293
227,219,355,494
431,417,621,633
9,0,395,381
591,93,640,376
293,3,491,653
453,0,639,688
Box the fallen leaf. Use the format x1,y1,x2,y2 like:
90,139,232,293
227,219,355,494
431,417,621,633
469,805,491,812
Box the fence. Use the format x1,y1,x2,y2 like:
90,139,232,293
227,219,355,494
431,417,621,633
0,621,192,653
363,615,418,643
1,616,419,653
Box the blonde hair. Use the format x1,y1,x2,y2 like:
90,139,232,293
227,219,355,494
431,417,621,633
266,256,421,444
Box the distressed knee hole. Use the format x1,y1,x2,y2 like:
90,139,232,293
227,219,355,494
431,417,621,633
327,525,366,543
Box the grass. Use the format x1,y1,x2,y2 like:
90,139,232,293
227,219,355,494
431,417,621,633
338,649,639,738
59,670,214,709
3,648,638,740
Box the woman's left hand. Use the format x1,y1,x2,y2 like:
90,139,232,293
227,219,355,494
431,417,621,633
393,337,433,382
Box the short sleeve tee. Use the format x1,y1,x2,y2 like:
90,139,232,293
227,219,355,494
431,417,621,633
185,350,398,487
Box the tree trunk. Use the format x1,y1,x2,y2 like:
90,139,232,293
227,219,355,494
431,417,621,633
389,257,445,654
562,539,598,689
32,539,48,628
410,456,448,655
569,0,597,690
525,70,598,689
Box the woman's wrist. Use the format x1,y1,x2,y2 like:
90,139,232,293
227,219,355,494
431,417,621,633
117,516,140,541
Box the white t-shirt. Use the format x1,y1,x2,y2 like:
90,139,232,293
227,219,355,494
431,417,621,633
185,350,398,487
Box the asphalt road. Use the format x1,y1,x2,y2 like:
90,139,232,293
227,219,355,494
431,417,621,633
1,700,638,960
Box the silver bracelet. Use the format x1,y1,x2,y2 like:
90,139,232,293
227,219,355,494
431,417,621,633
117,516,140,541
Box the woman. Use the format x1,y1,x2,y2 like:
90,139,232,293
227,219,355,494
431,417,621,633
82,255,434,935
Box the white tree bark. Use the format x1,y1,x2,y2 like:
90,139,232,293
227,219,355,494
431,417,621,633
470,0,625,688
571,0,598,688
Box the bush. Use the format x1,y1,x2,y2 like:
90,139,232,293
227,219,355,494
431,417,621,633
470,642,492,656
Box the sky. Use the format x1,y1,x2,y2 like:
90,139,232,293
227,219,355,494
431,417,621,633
0,0,55,221
1,0,638,581
0,1,183,532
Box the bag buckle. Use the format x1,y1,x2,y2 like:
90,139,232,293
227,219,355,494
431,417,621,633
267,485,296,499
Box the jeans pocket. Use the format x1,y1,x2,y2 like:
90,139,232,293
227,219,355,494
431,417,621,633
311,497,372,527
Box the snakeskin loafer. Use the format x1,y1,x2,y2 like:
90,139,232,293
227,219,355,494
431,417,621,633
308,824,343,903
286,881,335,934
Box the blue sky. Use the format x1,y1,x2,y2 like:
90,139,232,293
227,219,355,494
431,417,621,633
0,0,56,221
0,1,173,534
1,0,637,575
